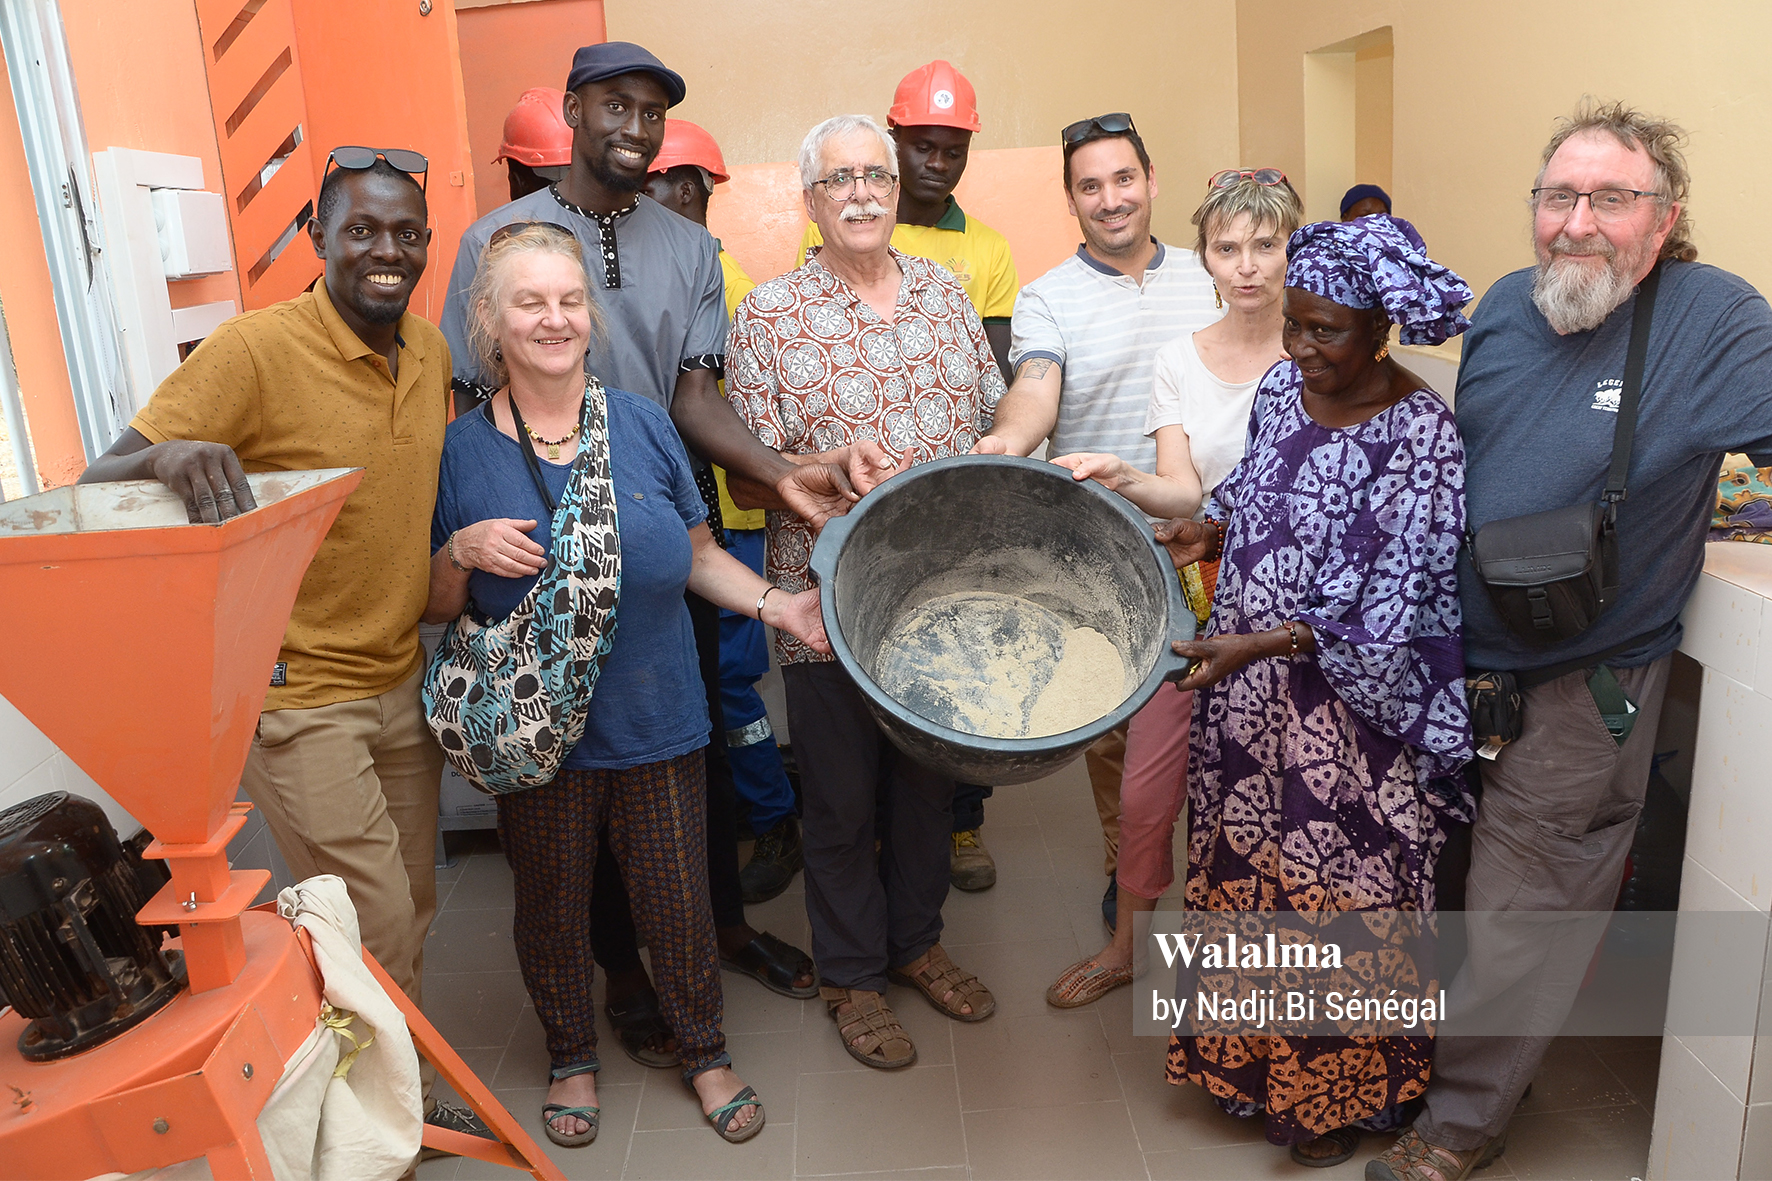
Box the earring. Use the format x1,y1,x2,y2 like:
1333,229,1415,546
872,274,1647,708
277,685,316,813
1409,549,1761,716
493,346,503,362
1214,287,1224,309
1374,342,1389,362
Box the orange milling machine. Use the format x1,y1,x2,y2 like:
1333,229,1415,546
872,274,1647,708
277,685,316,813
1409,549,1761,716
0,470,560,1179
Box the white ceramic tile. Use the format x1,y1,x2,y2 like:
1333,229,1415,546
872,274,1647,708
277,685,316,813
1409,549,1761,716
1668,858,1761,1102
0,757,59,814
1647,1034,1746,1180
1685,671,1772,908
0,691,59,788
54,754,143,837
1698,541,1772,599
1681,571,1763,689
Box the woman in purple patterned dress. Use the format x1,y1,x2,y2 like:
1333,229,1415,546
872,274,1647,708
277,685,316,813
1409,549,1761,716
1154,216,1475,1168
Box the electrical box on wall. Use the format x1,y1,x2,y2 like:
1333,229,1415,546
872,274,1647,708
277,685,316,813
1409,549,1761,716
149,188,231,280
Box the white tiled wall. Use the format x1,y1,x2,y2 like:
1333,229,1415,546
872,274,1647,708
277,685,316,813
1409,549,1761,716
0,691,141,838
1652,547,1772,1179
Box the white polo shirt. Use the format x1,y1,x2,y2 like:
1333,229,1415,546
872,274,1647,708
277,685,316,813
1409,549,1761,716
1009,239,1220,474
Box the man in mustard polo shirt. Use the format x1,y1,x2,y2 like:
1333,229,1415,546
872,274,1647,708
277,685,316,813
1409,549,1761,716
80,155,453,1082
647,121,806,904
797,61,1019,889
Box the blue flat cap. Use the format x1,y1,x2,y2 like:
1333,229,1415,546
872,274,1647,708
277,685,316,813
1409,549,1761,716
565,42,686,107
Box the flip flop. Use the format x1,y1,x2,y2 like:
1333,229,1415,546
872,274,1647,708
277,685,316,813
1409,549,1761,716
540,1103,599,1148
604,992,680,1069
721,931,819,999
1045,955,1134,1009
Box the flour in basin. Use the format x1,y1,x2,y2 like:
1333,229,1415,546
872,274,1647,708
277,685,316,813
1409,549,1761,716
872,591,1128,739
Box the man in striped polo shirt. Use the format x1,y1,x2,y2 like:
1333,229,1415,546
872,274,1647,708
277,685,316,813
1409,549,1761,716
973,112,1219,931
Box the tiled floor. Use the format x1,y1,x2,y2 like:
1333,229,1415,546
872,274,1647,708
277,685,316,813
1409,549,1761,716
412,759,1659,1181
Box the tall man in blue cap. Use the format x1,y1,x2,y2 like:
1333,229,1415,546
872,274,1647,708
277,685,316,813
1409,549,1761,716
443,42,887,1097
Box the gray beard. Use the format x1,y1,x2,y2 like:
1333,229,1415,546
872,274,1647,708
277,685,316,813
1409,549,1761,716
1531,234,1654,335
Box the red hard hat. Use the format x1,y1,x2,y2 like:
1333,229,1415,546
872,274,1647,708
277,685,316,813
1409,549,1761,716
648,119,729,184
494,88,572,168
888,60,981,132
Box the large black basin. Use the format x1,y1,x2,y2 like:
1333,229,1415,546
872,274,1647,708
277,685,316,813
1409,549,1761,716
808,454,1194,785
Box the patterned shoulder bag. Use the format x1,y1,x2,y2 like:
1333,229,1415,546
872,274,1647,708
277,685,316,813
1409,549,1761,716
423,377,622,793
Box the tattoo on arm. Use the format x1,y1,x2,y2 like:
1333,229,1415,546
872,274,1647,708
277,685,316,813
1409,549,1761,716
1017,358,1056,380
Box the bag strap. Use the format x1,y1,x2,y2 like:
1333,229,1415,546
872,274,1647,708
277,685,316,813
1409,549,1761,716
1603,262,1663,505
503,393,560,516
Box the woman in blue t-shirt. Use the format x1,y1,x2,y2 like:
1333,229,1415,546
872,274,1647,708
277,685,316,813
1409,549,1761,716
426,223,826,1149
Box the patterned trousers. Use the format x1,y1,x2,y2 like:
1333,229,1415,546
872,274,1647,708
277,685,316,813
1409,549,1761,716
497,751,728,1081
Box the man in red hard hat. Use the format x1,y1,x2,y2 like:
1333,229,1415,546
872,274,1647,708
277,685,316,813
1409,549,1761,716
798,60,1019,894
645,122,806,911
493,87,573,203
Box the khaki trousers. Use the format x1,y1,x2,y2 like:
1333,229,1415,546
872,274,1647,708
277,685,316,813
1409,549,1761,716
1415,655,1670,1151
1085,724,1127,878
241,669,442,1009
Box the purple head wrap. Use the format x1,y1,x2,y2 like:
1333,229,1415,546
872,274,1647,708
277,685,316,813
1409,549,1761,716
1284,214,1474,345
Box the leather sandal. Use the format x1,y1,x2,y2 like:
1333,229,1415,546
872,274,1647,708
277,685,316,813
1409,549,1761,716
1045,955,1135,1009
822,986,917,1069
721,931,819,999
604,992,680,1069
1289,1124,1358,1167
1366,1127,1506,1181
889,944,995,1022
540,1103,599,1148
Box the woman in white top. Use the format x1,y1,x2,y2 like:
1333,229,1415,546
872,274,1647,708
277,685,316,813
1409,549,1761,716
1044,169,1303,1009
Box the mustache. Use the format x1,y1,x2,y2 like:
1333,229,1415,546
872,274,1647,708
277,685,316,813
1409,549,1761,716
1545,232,1616,260
840,199,890,221
1093,204,1136,222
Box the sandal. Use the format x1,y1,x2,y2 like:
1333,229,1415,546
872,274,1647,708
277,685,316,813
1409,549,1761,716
539,1103,599,1148
721,931,819,999
889,944,995,1022
1045,955,1135,1009
1367,1127,1507,1181
604,992,681,1069
698,1083,766,1144
821,986,917,1069
1289,1125,1358,1168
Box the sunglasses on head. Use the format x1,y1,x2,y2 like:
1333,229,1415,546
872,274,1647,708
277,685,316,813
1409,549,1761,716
1060,112,1136,147
324,146,430,191
487,220,576,246
1208,168,1287,190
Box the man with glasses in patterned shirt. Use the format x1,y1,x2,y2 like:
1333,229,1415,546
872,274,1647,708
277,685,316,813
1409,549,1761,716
728,114,1006,1071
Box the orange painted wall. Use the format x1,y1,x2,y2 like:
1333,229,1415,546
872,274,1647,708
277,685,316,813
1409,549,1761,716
456,0,606,218
0,0,244,489
0,54,83,489
709,146,1079,290
289,0,480,323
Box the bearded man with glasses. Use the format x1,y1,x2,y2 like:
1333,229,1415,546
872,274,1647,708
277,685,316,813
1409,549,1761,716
726,113,1006,1070
1369,101,1772,1180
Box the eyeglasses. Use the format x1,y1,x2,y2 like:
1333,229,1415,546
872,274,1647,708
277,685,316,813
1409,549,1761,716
324,146,430,191
1209,168,1287,190
1531,187,1663,220
487,220,576,246
1061,112,1136,147
812,168,897,201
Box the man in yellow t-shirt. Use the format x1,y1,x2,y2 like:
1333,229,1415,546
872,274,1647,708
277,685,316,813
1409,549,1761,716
77,154,486,1142
796,61,1017,890
796,60,1018,385
646,121,806,906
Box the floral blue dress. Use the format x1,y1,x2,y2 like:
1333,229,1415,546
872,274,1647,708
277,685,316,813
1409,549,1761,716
1164,363,1474,1144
